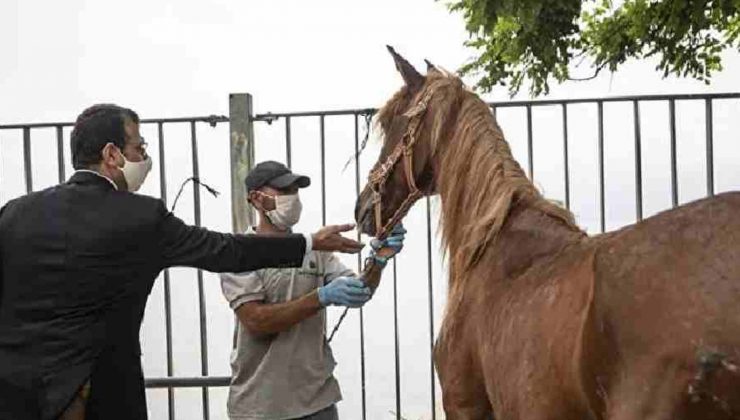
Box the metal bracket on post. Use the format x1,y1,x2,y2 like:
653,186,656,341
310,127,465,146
229,93,256,234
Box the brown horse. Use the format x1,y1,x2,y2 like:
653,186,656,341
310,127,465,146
355,47,740,420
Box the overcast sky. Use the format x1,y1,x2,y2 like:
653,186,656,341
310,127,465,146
2,1,739,419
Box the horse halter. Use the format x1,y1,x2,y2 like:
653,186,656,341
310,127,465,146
366,91,432,240
330,91,432,345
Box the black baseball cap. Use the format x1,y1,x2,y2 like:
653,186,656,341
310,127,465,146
245,160,311,192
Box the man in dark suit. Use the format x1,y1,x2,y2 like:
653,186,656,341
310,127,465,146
0,104,364,420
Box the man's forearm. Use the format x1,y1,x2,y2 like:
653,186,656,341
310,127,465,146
235,291,323,337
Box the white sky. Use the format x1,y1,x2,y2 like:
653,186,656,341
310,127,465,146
2,1,739,419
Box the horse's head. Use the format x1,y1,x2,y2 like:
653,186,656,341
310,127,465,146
355,46,465,237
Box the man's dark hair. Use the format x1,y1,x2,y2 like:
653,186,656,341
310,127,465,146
70,104,139,169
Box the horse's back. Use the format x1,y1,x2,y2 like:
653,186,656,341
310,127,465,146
591,191,740,418
594,191,740,345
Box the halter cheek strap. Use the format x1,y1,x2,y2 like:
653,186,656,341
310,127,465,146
367,92,431,240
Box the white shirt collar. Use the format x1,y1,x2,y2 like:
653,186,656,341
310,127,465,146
73,169,119,191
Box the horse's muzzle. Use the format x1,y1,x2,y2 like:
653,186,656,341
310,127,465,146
354,192,376,236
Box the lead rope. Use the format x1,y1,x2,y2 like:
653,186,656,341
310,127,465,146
327,257,383,343
329,112,385,343
327,306,349,343
327,135,418,343
327,92,431,343
329,112,381,343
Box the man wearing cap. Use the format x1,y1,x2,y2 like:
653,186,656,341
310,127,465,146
220,161,405,420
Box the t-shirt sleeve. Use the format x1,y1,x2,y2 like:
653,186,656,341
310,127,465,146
220,270,266,310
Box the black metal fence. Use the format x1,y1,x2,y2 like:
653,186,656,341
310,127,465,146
1,92,738,420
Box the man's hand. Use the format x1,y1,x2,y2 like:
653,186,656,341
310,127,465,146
312,224,364,253
317,276,371,308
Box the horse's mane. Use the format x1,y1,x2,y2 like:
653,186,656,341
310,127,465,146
378,71,583,284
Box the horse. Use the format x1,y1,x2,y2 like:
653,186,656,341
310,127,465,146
354,46,740,420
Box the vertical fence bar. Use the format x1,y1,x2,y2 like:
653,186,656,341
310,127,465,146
190,121,210,420
669,99,678,207
319,115,326,226
392,258,401,420
56,126,65,183
526,105,534,180
633,101,644,222
354,116,363,278
597,102,605,233
426,196,436,420
359,276,367,420
354,115,363,277
158,122,175,420
354,114,362,270
23,127,32,193
353,114,367,420
561,104,570,210
705,99,714,197
285,117,292,169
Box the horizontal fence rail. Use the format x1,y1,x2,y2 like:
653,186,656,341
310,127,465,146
1,92,739,420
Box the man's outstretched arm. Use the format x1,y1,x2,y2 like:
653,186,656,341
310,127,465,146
157,201,363,272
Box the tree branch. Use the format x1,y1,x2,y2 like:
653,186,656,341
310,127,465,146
567,63,606,81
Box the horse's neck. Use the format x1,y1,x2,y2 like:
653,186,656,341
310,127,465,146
441,197,584,281
434,104,583,281
490,203,584,279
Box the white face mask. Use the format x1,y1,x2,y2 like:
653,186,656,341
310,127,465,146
119,152,153,192
264,193,302,230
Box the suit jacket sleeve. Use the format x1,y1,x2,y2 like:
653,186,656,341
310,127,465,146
156,202,306,272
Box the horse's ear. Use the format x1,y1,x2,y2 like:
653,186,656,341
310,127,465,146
387,45,423,90
424,59,440,74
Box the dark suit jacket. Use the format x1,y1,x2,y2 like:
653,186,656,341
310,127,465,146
0,171,306,420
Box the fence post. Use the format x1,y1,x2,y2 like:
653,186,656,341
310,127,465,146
229,93,256,234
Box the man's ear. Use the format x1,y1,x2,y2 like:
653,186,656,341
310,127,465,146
247,191,262,211
101,143,121,168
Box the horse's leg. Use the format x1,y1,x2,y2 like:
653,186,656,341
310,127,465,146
434,330,493,420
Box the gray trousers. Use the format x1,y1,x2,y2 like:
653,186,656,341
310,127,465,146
293,404,338,420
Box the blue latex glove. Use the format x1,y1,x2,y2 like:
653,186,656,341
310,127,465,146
369,223,406,266
318,276,371,308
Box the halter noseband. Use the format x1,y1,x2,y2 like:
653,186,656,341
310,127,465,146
366,92,431,240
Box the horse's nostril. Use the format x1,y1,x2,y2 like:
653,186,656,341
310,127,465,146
353,197,376,236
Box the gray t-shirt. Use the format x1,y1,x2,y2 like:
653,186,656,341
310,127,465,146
220,236,354,420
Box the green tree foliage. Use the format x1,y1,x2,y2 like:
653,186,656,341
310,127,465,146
448,0,740,96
